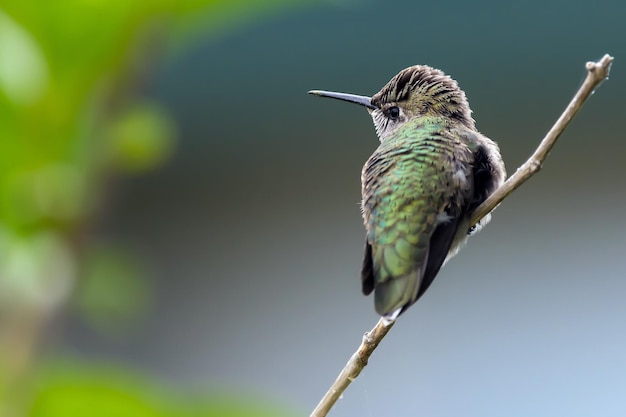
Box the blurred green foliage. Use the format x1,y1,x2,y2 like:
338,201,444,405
0,0,307,415
31,361,294,417
108,104,176,173
75,243,152,335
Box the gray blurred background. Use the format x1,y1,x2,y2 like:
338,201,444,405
65,0,626,415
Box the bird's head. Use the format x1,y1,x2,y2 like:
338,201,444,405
309,65,474,141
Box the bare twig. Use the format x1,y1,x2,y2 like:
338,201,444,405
310,54,614,417
310,318,394,417
470,54,614,225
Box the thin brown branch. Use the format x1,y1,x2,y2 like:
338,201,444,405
310,54,614,417
470,54,614,225
310,318,394,417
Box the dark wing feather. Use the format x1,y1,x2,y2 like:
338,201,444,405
361,240,375,295
415,215,463,301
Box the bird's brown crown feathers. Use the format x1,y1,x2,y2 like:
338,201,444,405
371,65,475,129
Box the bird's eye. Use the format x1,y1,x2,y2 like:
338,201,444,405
387,106,400,120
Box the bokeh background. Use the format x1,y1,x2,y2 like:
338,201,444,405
1,0,625,416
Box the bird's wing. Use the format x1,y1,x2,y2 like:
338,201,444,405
361,129,475,317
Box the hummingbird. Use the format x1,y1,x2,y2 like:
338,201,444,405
309,65,506,321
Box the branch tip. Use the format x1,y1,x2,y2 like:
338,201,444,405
587,54,613,79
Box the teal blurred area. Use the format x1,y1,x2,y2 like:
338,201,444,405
2,0,626,415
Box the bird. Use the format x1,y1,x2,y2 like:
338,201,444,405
309,65,506,321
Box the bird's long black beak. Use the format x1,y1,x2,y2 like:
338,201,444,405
308,90,378,110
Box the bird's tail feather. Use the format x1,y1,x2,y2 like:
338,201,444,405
374,268,423,317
